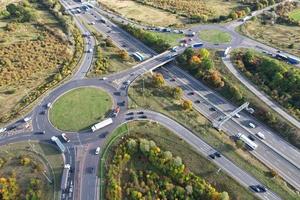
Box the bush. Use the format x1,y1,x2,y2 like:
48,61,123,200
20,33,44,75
120,24,170,53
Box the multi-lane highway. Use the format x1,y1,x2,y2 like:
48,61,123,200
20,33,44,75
0,0,300,200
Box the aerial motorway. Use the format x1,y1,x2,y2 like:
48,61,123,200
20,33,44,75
0,0,299,200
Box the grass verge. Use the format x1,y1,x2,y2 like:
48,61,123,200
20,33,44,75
0,141,63,200
49,87,112,132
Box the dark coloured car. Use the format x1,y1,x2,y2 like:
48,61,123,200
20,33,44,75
188,92,195,95
214,152,221,158
137,111,144,115
249,185,267,193
90,167,95,174
126,117,134,121
7,125,16,131
248,135,255,141
170,78,176,82
35,131,45,135
195,100,201,104
40,111,46,115
209,107,216,111
139,115,147,119
126,112,134,116
209,154,215,159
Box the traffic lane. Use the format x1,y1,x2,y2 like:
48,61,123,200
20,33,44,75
82,8,154,56
80,142,101,200
166,65,300,168
160,66,300,190
121,111,281,200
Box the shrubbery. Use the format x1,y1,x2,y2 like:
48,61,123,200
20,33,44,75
120,24,170,53
106,137,229,200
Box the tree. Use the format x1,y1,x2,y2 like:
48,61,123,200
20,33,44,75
200,58,214,71
118,50,129,61
181,100,193,110
208,70,224,88
198,48,210,59
152,73,165,88
105,37,114,47
171,87,183,100
229,12,238,19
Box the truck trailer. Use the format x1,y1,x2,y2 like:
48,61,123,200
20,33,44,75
51,136,66,153
91,118,113,132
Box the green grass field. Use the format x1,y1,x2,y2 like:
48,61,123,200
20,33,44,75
199,29,232,44
101,121,257,200
49,87,112,132
289,8,300,21
128,75,300,200
0,141,63,199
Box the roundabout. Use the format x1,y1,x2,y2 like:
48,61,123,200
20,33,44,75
49,87,113,132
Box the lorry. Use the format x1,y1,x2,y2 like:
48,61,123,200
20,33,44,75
91,118,113,132
61,164,70,191
51,136,66,153
236,133,258,150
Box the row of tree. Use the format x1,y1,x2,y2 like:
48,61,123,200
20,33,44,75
120,24,171,53
106,137,229,200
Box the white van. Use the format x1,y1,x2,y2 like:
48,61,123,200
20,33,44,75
249,122,256,128
0,128,6,133
95,147,100,155
256,132,265,140
235,113,241,118
24,117,31,122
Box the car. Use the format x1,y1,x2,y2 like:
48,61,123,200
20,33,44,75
36,131,45,135
90,167,95,174
126,112,134,115
137,111,144,115
249,122,256,128
100,77,107,80
249,185,267,193
0,128,6,133
87,48,93,53
234,113,240,118
256,132,265,140
124,80,131,85
47,103,52,108
188,38,193,41
139,115,147,119
90,22,95,25
126,116,134,120
209,154,216,159
214,152,221,158
248,135,255,141
195,100,201,104
95,147,100,155
188,92,195,95
23,117,31,122
40,110,46,115
61,133,70,143
170,78,176,82
130,73,135,76
209,107,216,111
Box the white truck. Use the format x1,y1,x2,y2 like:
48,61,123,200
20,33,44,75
91,118,113,132
61,164,70,191
51,136,66,153
236,133,258,150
